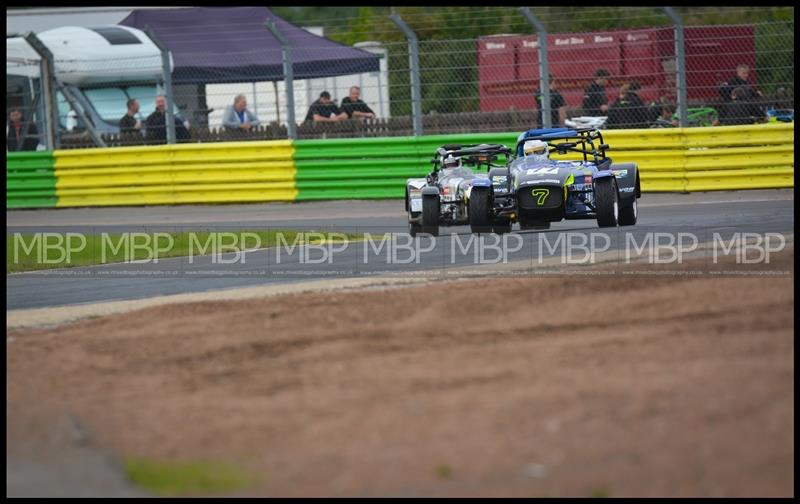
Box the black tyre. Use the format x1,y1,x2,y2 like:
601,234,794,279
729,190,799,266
594,178,619,228
421,195,440,236
493,220,512,234
468,188,492,234
408,219,421,237
618,198,638,226
519,220,550,231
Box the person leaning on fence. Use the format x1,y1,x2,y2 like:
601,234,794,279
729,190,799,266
222,94,261,131
119,98,144,144
7,108,39,152
718,64,763,103
340,86,375,120
606,81,649,129
145,95,190,144
534,75,567,128
305,91,348,123
582,68,611,117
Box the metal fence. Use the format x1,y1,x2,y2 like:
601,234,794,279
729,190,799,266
6,7,794,150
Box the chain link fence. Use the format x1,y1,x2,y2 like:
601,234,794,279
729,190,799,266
7,57,46,151
7,8,794,150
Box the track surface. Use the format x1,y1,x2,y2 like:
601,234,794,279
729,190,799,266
6,190,794,311
7,249,794,497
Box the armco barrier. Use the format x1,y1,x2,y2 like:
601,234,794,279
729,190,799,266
5,123,793,208
6,151,58,209
293,123,794,199
52,140,296,207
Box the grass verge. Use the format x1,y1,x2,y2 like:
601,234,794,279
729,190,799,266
7,229,365,273
124,457,258,496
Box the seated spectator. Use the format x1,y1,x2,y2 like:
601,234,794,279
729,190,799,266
119,98,143,144
7,108,39,151
657,102,678,127
340,86,375,120
222,94,261,131
606,81,649,129
145,95,190,144
771,87,793,110
718,64,763,103
716,86,766,126
305,91,348,123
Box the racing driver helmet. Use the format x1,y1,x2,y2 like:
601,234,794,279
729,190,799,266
523,140,549,163
442,154,461,170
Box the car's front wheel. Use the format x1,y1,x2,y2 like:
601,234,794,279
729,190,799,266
468,188,493,234
421,195,440,236
594,178,619,228
618,199,638,226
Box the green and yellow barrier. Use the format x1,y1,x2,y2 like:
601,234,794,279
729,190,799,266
6,151,58,209
53,140,296,207
5,123,793,208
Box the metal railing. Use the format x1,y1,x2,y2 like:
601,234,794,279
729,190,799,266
7,7,794,150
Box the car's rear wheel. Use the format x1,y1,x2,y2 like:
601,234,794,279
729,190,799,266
421,195,440,236
468,188,492,234
595,178,619,228
618,199,638,226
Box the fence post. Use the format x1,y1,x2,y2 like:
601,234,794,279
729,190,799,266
266,21,297,140
663,7,688,127
145,26,177,144
520,8,551,128
389,12,423,136
23,33,58,150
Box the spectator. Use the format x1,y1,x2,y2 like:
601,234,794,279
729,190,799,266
606,81,649,129
771,87,792,110
719,64,763,102
340,86,375,120
119,98,143,144
144,95,189,144
716,86,766,126
647,99,678,128
657,102,679,127
534,75,567,128
222,94,261,131
7,108,39,151
582,68,611,116
305,91,348,123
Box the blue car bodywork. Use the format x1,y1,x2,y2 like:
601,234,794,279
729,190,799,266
477,128,641,230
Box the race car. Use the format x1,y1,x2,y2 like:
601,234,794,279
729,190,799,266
468,128,641,233
406,143,513,236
